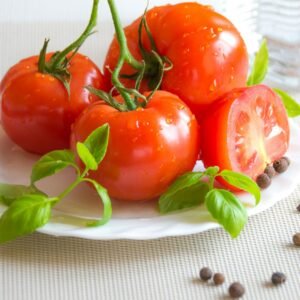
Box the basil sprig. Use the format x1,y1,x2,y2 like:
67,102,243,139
159,168,260,238
247,39,300,117
0,124,111,244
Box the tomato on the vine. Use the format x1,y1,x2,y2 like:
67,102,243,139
104,2,249,117
71,91,200,201
0,53,107,154
201,85,290,183
0,0,107,155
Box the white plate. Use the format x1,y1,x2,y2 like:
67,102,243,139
0,121,300,240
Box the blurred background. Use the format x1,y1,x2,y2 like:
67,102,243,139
0,0,299,91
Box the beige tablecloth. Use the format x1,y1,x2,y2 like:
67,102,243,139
1,1,300,299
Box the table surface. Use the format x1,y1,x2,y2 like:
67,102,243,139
1,1,300,299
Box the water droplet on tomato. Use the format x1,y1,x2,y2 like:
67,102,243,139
209,80,217,92
49,77,55,82
166,118,173,124
177,105,185,110
25,65,30,69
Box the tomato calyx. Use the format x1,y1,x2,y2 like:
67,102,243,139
88,0,171,112
37,0,100,95
120,9,173,91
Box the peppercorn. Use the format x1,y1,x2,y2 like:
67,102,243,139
199,267,212,281
293,233,300,246
273,158,289,173
228,282,245,298
282,156,290,166
264,165,276,178
213,273,225,285
256,173,271,189
297,204,300,212
271,272,286,285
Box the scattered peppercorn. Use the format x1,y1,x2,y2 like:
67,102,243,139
271,272,286,285
293,233,300,246
213,273,225,285
273,158,289,173
256,173,271,189
282,156,290,166
264,165,276,178
228,282,245,298
199,267,212,281
297,204,300,212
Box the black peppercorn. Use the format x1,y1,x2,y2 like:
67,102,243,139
293,233,300,246
273,158,289,173
228,282,245,298
256,173,271,189
213,273,225,285
282,156,290,166
199,267,212,281
271,272,286,285
297,204,300,212
264,165,276,178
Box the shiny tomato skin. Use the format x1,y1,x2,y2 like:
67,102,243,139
71,91,200,201
201,85,290,184
104,3,249,116
0,53,108,154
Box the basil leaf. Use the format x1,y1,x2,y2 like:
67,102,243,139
158,172,205,213
159,181,209,214
76,142,98,171
31,150,77,184
0,184,44,206
219,170,261,205
205,166,220,177
247,39,269,86
83,178,112,226
274,88,300,118
0,194,53,244
205,189,247,238
84,123,110,164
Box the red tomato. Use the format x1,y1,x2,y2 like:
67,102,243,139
71,91,200,201
201,85,290,183
104,3,249,117
0,53,108,154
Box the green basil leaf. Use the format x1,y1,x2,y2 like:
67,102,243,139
0,184,45,206
205,189,247,238
219,170,261,205
274,88,300,118
76,142,98,171
84,123,110,164
205,166,220,177
82,178,112,227
158,172,206,213
247,39,269,86
0,194,53,244
159,181,209,214
31,150,77,184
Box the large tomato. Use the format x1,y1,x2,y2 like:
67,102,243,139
104,3,249,117
0,53,108,154
201,85,290,182
71,91,200,201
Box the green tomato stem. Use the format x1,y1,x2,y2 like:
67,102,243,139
107,0,144,110
107,0,143,70
50,0,100,70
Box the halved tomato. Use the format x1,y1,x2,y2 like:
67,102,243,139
201,85,290,182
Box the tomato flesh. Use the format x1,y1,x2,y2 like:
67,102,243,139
201,85,290,181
